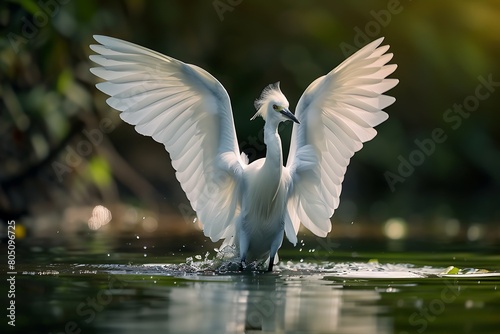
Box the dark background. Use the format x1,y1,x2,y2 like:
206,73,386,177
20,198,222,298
1,0,499,245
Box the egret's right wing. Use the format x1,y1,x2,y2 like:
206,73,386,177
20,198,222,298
285,38,398,243
89,35,245,241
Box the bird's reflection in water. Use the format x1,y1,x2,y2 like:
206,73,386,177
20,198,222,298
162,273,388,333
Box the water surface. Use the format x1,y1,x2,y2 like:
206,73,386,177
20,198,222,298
4,236,500,334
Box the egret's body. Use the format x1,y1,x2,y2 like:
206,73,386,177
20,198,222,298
237,121,290,268
90,36,398,271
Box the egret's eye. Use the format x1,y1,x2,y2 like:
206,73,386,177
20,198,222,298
273,104,279,110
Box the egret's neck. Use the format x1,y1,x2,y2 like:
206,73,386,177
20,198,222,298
263,120,283,171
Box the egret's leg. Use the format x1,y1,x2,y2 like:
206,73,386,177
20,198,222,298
239,228,249,271
267,256,274,272
268,227,284,272
240,258,246,271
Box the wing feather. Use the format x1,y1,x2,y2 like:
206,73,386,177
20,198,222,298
90,35,244,241
285,38,398,240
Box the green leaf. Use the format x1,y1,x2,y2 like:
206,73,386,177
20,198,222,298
441,266,460,275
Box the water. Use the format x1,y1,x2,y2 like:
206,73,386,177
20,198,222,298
3,235,499,334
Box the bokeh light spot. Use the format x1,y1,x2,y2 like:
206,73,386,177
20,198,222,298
88,205,112,230
383,218,407,240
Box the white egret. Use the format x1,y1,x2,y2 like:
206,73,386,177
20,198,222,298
89,36,398,271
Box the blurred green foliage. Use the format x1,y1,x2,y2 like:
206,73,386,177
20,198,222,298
1,0,499,232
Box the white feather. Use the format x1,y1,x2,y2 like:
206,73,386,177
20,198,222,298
90,35,245,242
285,37,398,239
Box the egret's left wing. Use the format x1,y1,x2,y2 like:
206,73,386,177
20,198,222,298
89,35,245,241
285,38,398,244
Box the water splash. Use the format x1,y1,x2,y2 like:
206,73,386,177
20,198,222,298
138,248,500,279
160,245,268,274
29,245,500,280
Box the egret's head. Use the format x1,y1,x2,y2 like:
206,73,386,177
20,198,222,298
251,82,299,124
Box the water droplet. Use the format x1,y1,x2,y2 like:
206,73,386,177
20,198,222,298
107,254,110,257
136,235,140,239
144,254,147,257
143,246,147,250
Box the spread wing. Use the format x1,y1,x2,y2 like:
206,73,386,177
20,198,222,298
285,38,398,243
89,35,245,241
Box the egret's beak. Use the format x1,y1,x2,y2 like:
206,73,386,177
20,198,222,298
280,108,300,124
